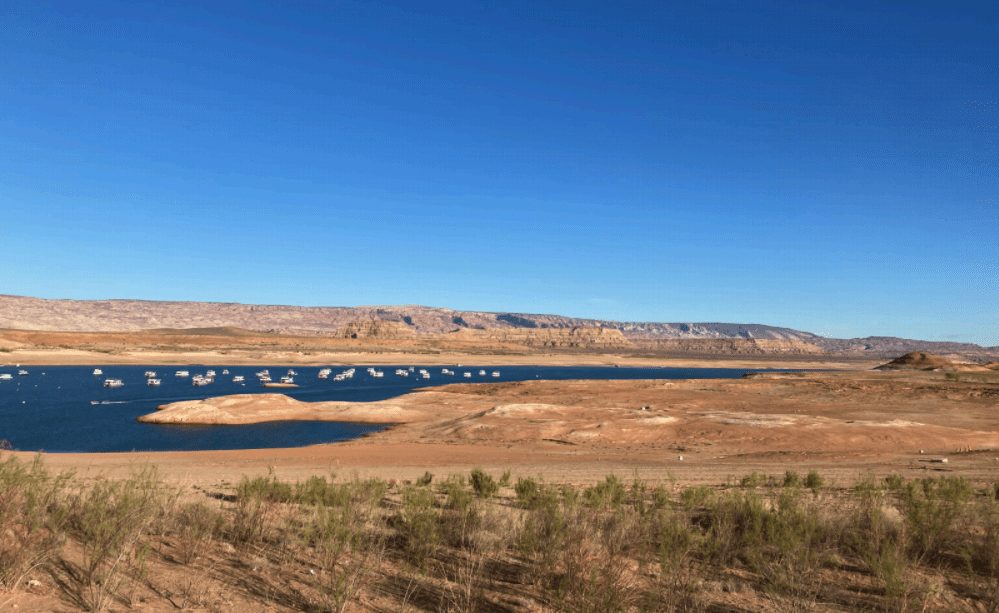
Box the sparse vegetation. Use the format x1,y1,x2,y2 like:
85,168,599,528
2,455,998,611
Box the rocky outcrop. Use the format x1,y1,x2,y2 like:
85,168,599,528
331,320,415,339
876,352,995,372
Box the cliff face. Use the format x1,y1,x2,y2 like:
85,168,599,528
450,327,631,349
0,294,994,359
642,338,825,355
330,321,415,339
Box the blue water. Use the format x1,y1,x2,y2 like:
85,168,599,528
0,365,762,452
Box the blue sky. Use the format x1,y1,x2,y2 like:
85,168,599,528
1,1,996,344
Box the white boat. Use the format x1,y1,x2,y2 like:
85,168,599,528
144,370,157,378
192,375,213,386
0,374,13,381
255,370,270,378
222,369,230,375
92,368,103,376
280,376,295,384
233,375,245,383
259,375,272,382
103,379,124,388
420,372,430,379
491,371,500,377
17,369,28,376
287,369,298,376
206,370,216,377
478,370,487,376
463,372,472,378
175,370,190,378
147,378,161,386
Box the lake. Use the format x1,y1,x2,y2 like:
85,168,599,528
0,364,764,452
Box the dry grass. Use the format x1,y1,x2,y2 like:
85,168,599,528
2,455,998,611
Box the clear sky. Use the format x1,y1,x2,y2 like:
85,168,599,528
1,1,996,344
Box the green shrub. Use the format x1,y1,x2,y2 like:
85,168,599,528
584,475,626,508
68,467,162,611
884,473,905,491
499,469,512,487
237,471,293,503
740,472,768,488
439,476,481,549
302,495,383,611
294,474,344,506
804,470,824,492
515,477,541,507
679,485,714,510
783,470,802,488
396,485,440,565
173,501,223,564
231,472,288,544
469,468,498,499
0,455,70,591
901,477,973,564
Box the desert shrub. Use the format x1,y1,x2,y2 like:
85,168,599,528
516,484,571,564
756,489,833,601
67,467,163,611
804,470,824,493
302,495,384,612
238,471,293,503
515,476,541,507
469,468,498,499
740,472,768,488
173,501,223,564
651,484,671,510
395,485,440,565
701,489,768,566
499,469,512,488
901,477,973,564
884,473,905,491
648,508,702,611
0,455,69,591
294,474,344,506
679,485,714,510
294,475,388,509
230,472,289,544
783,470,802,488
584,474,626,509
440,476,481,548
848,477,913,607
